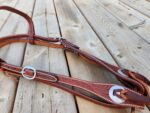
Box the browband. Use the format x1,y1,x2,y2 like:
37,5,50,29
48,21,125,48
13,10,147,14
0,6,150,113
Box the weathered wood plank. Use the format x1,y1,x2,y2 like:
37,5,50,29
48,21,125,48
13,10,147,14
0,0,18,28
95,0,150,43
0,0,35,113
53,0,135,113
120,2,150,44
73,0,150,112
0,0,149,113
47,0,77,112
12,0,77,113
119,0,150,18
95,0,145,27
74,0,150,78
133,19,150,43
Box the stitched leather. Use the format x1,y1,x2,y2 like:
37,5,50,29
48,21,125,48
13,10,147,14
0,6,150,113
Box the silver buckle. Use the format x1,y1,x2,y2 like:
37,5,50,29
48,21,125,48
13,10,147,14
109,85,125,104
21,66,36,80
117,68,128,77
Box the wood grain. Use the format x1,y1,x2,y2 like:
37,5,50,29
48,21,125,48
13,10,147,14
74,0,150,79
12,0,77,113
0,0,18,27
0,0,35,113
54,0,133,113
0,0,150,113
120,0,150,18
73,0,150,112
95,0,150,43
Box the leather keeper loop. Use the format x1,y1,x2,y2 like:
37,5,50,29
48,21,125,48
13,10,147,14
60,38,80,54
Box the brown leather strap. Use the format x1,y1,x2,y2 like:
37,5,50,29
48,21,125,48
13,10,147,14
0,6,150,112
0,6,35,44
0,62,145,108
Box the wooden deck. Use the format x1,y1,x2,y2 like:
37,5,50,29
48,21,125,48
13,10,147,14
0,0,150,113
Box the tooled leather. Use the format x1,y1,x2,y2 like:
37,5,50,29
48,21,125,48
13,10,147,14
0,6,150,112
0,62,145,109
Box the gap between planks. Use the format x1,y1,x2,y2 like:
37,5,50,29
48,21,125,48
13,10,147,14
12,0,77,113
53,0,132,113
72,0,150,112
94,0,150,44
0,0,36,113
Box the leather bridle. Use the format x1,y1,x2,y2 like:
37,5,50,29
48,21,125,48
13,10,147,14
0,6,150,113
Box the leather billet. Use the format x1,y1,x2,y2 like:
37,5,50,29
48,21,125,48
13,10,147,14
0,6,150,113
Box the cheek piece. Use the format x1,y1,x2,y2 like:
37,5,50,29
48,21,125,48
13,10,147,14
0,6,150,113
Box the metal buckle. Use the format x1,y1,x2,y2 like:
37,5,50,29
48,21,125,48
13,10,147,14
117,68,128,77
109,85,125,104
21,66,36,80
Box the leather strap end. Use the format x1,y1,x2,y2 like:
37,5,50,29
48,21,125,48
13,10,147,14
125,91,150,105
